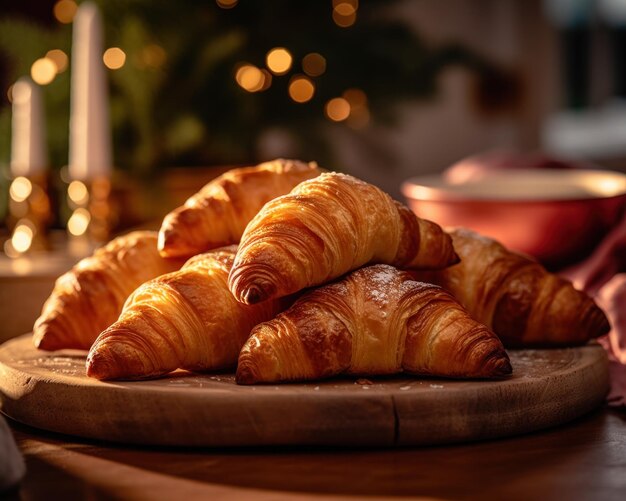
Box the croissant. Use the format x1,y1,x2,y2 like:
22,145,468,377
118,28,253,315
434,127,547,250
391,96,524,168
158,159,321,258
237,264,511,384
33,231,184,351
413,228,610,347
86,246,288,380
229,172,459,304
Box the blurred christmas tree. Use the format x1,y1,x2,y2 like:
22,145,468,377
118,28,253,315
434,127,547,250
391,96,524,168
0,0,500,177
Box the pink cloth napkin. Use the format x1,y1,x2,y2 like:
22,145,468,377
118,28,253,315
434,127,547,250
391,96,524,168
447,150,626,407
563,216,626,407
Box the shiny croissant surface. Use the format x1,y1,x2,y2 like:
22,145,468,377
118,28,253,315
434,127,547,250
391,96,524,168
158,158,321,258
86,246,287,381
33,231,183,351
413,228,610,347
237,264,511,384
229,172,459,305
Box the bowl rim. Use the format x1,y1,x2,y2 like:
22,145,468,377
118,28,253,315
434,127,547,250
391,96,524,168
401,168,626,203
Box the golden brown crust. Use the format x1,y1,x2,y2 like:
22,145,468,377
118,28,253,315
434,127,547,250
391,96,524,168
414,228,610,347
86,246,288,381
33,231,184,351
158,159,321,258
236,264,510,384
229,172,459,305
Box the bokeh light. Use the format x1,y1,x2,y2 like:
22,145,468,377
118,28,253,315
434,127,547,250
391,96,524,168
266,48,293,75
335,2,357,15
325,97,351,121
53,0,77,24
67,208,91,236
103,48,126,70
333,1,358,28
46,49,69,74
302,53,326,77
288,75,315,103
235,64,266,92
31,58,57,85
9,177,33,203
68,180,89,205
11,224,34,253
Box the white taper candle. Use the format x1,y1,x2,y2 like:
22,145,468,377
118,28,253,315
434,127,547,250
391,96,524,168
68,1,112,181
10,77,48,177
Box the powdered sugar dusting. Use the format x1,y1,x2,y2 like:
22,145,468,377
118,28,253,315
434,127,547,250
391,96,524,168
321,172,361,184
328,281,349,296
398,279,440,297
361,265,399,305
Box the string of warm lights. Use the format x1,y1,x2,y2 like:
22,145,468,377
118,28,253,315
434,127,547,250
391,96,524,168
21,1,368,116
228,1,369,127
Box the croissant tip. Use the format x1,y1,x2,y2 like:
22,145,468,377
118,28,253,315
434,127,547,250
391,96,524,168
235,363,258,384
86,338,137,380
86,348,115,380
31,324,44,345
32,333,46,350
34,337,59,352
240,286,266,305
494,356,513,377
32,324,82,351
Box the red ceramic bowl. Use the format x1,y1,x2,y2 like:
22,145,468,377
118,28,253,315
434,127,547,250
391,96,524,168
401,169,626,267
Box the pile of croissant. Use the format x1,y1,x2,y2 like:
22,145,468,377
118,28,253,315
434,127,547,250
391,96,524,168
32,159,610,384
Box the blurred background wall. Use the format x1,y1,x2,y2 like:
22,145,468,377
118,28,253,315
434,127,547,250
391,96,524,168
0,0,624,219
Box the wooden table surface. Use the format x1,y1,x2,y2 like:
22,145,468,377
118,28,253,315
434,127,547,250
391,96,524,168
4,407,625,501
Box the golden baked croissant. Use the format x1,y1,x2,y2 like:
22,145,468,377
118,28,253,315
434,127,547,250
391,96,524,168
33,231,183,351
87,246,288,380
229,172,459,304
413,228,610,347
158,159,321,258
237,264,511,384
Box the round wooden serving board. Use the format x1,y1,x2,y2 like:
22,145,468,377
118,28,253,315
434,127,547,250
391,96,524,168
0,334,609,447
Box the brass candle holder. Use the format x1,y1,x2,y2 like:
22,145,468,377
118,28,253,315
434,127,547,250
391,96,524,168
4,173,52,257
66,176,118,244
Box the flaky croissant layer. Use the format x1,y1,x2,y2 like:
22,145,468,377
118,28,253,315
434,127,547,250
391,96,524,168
229,172,459,305
33,231,183,351
413,228,610,347
86,246,288,381
158,159,321,258
237,264,511,384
